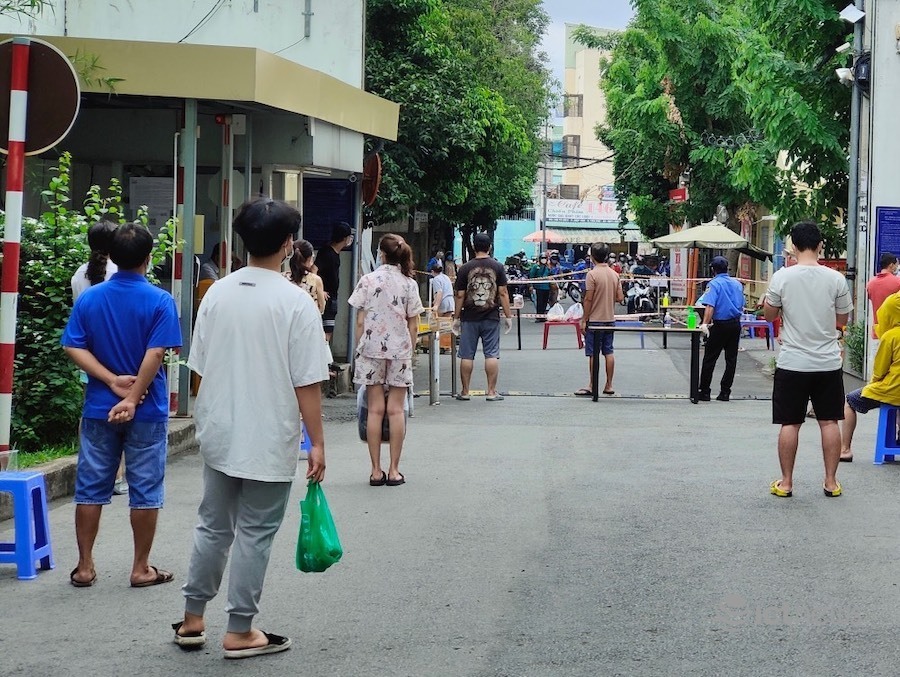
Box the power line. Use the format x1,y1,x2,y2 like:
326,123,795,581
275,36,307,55
178,0,226,43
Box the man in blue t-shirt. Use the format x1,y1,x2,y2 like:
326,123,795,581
62,222,182,588
697,256,746,402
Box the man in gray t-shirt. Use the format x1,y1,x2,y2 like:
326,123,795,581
764,221,852,500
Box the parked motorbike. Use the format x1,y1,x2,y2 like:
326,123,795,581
626,279,656,314
505,263,531,302
557,281,582,304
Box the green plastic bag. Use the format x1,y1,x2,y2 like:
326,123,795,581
296,481,343,573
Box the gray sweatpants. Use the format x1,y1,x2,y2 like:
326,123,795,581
182,463,292,633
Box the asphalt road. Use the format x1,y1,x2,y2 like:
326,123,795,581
1,321,890,676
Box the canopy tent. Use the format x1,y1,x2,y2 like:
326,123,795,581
652,221,772,261
523,229,566,242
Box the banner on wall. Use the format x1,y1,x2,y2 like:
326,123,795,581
545,199,619,222
670,247,688,297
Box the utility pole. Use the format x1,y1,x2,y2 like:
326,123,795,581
846,0,864,323
541,119,549,255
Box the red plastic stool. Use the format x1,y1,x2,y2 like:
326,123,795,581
542,320,584,349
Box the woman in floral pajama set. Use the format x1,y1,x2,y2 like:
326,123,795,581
348,234,424,486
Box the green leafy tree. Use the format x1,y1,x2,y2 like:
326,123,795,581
577,0,850,254
3,153,89,450
365,0,552,256
1,153,180,451
0,0,47,16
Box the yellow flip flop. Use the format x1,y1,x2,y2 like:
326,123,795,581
823,482,842,498
770,480,792,498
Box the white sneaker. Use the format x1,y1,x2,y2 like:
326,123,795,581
113,479,129,495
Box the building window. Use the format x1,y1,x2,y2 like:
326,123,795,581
563,94,583,117
562,135,580,168
559,184,580,200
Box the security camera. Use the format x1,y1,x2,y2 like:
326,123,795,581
836,42,851,54
835,67,854,85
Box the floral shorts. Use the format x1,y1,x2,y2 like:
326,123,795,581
353,355,413,388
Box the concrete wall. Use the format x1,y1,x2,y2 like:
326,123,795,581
0,0,364,87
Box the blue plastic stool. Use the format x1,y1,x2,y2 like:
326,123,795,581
0,471,55,580
874,406,900,464
299,422,312,454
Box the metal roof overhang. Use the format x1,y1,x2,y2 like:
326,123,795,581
546,224,644,244
12,35,399,141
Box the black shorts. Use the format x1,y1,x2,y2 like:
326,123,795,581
322,297,338,331
772,368,845,425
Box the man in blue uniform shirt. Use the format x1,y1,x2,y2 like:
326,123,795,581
697,256,745,402
62,222,182,588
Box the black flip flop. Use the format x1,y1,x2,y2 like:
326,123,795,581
386,473,405,486
369,472,387,486
131,565,174,588
172,621,206,649
574,388,592,396
224,632,292,660
70,567,96,588
602,390,615,396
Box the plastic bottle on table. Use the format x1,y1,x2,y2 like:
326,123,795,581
663,311,673,328
686,308,698,329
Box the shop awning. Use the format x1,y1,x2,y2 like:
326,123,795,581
550,228,644,244
12,35,399,141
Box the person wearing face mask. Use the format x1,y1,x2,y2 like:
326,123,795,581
315,222,354,344
529,253,552,322
175,198,330,658
348,234,424,487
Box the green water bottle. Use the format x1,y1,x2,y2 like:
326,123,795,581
686,308,698,329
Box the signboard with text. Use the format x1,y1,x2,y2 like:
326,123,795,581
670,246,688,297
546,199,619,222
876,207,900,274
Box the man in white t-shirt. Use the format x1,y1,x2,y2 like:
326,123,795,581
429,261,455,316
764,221,852,499
174,198,331,660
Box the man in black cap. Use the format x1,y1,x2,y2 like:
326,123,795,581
697,256,746,401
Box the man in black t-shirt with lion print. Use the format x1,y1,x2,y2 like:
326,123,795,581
452,233,512,402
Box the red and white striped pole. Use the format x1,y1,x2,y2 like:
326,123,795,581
0,37,30,452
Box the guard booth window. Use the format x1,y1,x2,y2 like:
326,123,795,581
302,178,355,249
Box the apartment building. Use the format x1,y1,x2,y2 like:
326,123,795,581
559,23,616,203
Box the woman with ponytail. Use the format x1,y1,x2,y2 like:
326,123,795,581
71,220,119,300
70,219,127,494
347,233,424,486
288,239,326,313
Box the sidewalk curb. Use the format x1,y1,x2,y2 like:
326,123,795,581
0,418,198,523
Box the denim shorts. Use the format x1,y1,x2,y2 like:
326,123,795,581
585,322,615,357
846,388,882,414
75,418,168,509
459,319,501,360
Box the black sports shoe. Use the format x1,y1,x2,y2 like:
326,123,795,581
716,393,730,402
697,393,711,402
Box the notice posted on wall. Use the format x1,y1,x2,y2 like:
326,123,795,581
129,177,174,237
